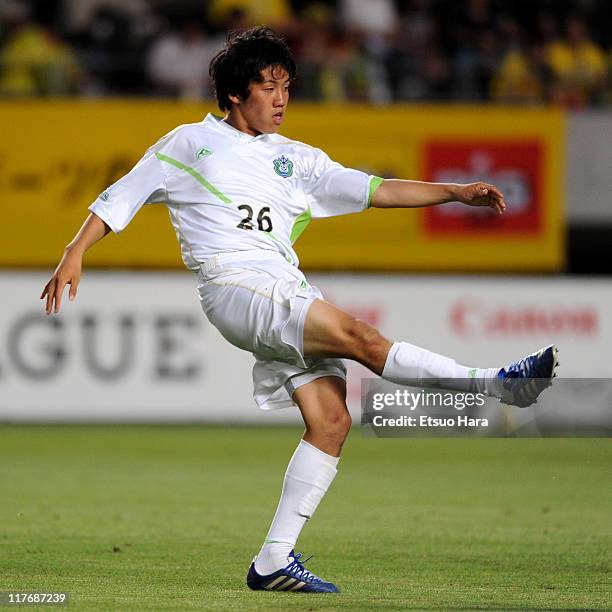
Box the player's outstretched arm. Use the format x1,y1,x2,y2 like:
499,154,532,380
371,179,506,215
40,212,111,315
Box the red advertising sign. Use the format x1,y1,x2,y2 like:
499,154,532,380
423,141,543,236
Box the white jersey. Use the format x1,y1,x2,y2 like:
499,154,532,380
89,113,380,270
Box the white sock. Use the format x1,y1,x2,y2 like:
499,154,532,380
382,341,502,396
254,439,339,576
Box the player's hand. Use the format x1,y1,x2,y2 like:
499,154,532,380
40,248,83,314
455,182,506,215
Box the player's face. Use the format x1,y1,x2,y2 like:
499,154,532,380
230,66,290,135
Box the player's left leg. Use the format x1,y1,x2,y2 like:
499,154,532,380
302,298,558,405
248,375,348,593
302,298,499,385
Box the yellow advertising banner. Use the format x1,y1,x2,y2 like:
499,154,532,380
1,101,564,271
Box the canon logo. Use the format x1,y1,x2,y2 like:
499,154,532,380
450,298,597,337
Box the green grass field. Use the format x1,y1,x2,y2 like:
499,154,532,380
0,426,609,610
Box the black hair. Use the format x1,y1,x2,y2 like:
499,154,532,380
209,26,296,111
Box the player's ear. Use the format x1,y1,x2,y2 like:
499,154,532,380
228,93,241,106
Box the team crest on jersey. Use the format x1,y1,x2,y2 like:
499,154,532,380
273,155,293,178
196,146,213,159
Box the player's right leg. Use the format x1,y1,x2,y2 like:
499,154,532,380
302,298,558,407
248,376,348,593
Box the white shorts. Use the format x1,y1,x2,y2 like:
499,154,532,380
196,251,346,410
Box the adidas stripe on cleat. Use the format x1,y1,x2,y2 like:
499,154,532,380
498,344,559,408
246,551,339,593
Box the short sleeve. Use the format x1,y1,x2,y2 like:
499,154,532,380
303,148,378,218
88,152,167,233
88,126,194,233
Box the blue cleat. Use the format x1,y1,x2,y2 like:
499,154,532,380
498,344,559,407
246,551,340,593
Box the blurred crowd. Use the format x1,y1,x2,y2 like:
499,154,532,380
0,0,610,107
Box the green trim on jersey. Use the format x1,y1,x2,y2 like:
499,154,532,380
155,152,232,204
368,176,384,208
290,207,312,244
268,231,296,264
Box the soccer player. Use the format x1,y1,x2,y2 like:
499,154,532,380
41,27,558,594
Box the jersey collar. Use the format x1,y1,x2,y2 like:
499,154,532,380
204,113,270,143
